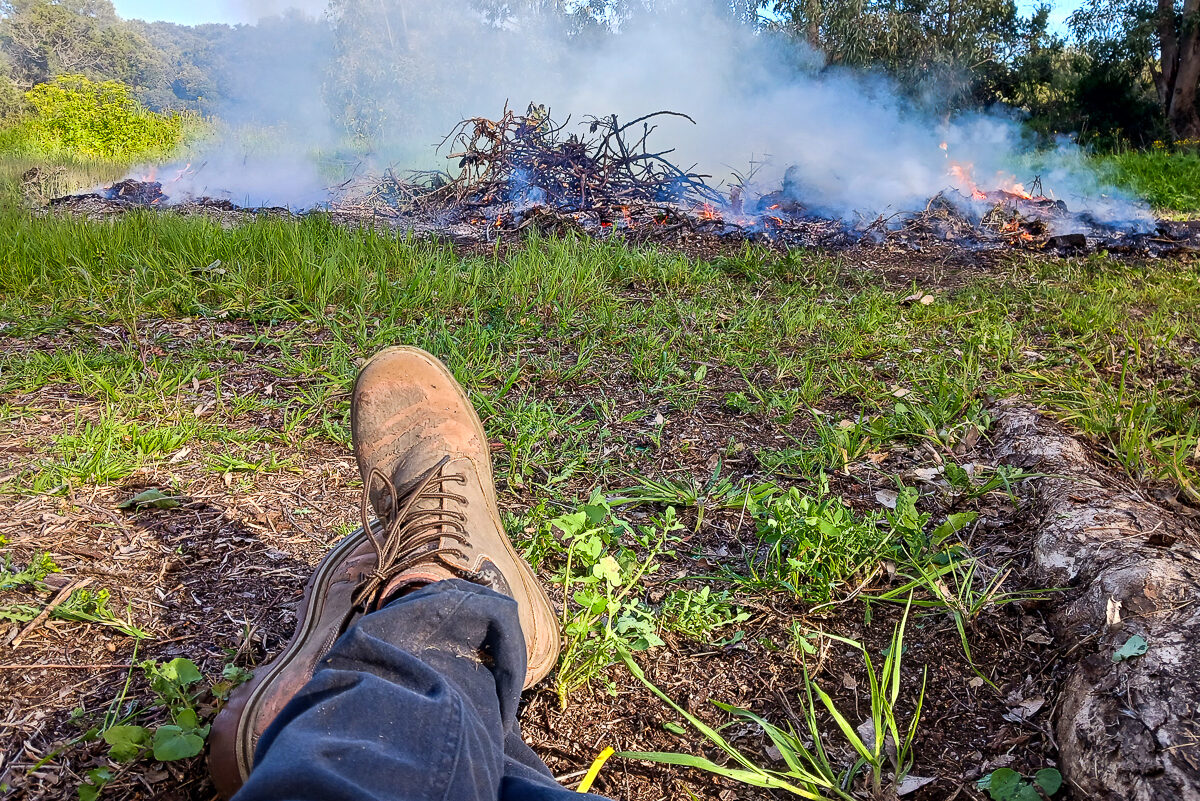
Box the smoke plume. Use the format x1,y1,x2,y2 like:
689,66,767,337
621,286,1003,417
157,0,1153,229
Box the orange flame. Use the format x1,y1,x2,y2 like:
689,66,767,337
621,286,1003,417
620,206,634,228
945,143,1044,201
698,202,721,221
948,162,987,200
999,179,1034,200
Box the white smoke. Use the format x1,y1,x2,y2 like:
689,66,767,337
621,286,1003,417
218,0,329,23
151,0,1154,229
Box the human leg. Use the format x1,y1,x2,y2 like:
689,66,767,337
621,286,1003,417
210,347,585,800
233,580,592,801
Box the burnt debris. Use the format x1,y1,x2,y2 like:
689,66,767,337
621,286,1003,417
46,104,1200,258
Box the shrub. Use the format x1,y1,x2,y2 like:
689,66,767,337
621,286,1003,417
0,73,26,123
24,74,183,159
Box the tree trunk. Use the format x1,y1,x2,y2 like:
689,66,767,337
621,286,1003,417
1156,0,1179,106
991,401,1200,800
1166,0,1200,139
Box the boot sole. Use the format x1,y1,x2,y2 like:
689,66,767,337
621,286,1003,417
350,346,561,688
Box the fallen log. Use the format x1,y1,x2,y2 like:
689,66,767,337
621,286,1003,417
991,401,1200,800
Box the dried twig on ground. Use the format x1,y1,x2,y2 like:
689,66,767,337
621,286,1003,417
437,103,724,210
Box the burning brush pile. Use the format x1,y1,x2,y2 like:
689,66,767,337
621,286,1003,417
49,104,1200,257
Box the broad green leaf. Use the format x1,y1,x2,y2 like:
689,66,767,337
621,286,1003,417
574,589,608,615
577,536,604,562
152,725,205,761
979,767,1022,799
174,707,199,730
1113,635,1149,662
944,462,971,489
550,511,588,537
103,725,150,762
159,657,203,686
581,503,609,525
592,555,622,587
222,663,254,684
1034,768,1063,796
117,489,182,510
931,512,979,543
79,767,114,801
87,768,114,784
1014,785,1043,801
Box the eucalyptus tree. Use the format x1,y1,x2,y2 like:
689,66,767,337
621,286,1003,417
1071,0,1199,140
0,0,150,87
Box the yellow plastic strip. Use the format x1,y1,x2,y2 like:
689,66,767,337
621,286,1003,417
576,746,615,794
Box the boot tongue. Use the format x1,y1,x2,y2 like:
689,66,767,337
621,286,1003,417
374,565,456,609
361,457,472,609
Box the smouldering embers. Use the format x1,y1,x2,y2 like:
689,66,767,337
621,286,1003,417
76,97,1169,251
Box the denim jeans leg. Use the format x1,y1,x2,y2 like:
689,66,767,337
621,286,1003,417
232,579,604,801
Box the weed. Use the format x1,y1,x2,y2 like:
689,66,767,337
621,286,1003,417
804,603,927,798
79,656,214,800
547,493,683,705
939,462,1043,506
212,661,255,702
866,553,1055,682
788,621,823,657
0,550,59,591
978,766,1063,800
29,415,194,494
207,450,297,475
659,586,750,641
0,587,148,639
614,465,777,531
1030,359,1200,503
618,601,926,800
729,479,912,604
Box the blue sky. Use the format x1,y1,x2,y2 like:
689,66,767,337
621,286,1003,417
1026,0,1081,32
113,0,1083,30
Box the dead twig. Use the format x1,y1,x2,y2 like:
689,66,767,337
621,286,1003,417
9,577,95,647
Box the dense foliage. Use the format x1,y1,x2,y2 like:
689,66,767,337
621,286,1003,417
21,74,182,158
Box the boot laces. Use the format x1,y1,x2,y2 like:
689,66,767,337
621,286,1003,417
353,455,472,609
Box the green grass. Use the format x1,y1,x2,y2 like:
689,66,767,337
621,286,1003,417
0,206,1196,500
1097,149,1200,214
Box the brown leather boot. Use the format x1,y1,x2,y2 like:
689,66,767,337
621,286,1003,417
208,346,560,799
348,346,559,681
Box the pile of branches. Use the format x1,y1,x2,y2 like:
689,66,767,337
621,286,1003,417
432,103,725,211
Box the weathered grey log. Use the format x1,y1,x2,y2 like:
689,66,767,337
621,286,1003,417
991,401,1200,800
